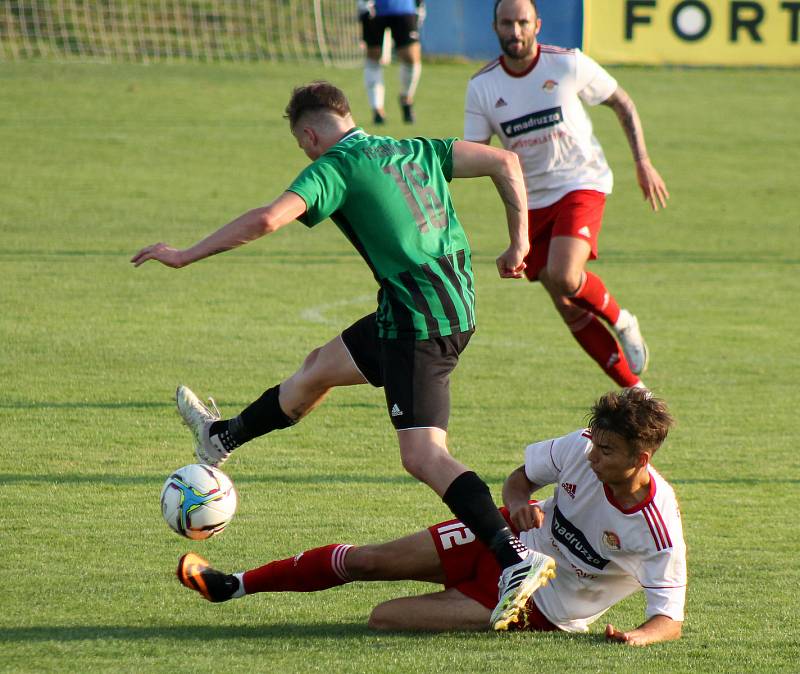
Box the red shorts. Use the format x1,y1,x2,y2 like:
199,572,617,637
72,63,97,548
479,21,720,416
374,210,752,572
427,505,559,632
523,190,606,282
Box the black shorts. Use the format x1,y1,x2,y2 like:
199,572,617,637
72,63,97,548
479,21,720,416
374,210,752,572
341,314,472,431
361,13,419,49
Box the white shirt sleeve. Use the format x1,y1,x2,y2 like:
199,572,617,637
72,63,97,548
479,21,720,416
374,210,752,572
640,552,687,621
638,521,687,621
575,49,618,106
524,430,586,485
643,583,686,622
463,79,493,142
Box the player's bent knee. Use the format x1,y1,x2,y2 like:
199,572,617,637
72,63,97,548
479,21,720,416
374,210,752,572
367,602,401,631
547,270,582,298
400,451,428,482
301,343,341,380
301,346,322,370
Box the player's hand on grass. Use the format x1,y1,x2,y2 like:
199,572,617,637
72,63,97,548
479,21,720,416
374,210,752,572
635,158,669,211
605,623,646,646
509,502,544,531
131,242,186,268
605,623,630,643
496,246,528,279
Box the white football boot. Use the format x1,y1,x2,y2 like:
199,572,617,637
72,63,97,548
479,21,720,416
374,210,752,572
613,309,649,375
490,550,557,631
175,385,230,467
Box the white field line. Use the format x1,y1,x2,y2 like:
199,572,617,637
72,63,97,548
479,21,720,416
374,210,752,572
299,294,374,325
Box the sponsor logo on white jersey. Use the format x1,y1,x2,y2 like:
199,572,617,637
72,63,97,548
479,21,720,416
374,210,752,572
561,482,577,499
552,504,610,569
501,106,564,138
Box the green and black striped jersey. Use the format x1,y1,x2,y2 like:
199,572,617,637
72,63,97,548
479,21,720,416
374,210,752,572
288,128,476,340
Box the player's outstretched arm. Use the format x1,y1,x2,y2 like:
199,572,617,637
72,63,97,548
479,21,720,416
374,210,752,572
605,614,682,646
601,87,670,212
450,140,529,278
130,191,307,268
502,465,545,532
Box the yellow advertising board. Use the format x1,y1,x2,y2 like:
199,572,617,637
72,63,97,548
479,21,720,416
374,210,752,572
585,0,800,65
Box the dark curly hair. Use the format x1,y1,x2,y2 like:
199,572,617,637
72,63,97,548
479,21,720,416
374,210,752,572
588,389,675,456
284,81,351,128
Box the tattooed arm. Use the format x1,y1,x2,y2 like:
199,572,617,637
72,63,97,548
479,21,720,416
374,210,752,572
602,87,670,211
452,140,529,278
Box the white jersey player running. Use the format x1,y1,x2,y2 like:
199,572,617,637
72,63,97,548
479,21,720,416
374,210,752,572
177,388,685,646
465,43,616,210
466,0,670,390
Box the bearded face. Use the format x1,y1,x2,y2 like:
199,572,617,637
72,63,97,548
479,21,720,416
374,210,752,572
494,0,540,61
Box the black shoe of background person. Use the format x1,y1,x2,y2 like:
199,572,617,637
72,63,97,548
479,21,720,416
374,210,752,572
400,100,415,124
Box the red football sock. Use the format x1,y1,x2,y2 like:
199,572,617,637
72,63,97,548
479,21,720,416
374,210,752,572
242,544,353,594
567,312,639,388
570,271,621,326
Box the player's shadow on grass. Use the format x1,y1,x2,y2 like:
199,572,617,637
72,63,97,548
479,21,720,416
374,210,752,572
0,623,588,643
5,473,797,486
0,623,375,643
0,401,172,410
0,472,432,486
1,400,382,411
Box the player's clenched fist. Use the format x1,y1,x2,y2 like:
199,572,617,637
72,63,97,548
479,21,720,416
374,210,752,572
510,502,544,532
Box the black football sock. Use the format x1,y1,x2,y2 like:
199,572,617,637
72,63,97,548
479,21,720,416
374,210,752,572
207,415,248,451
442,471,529,570
204,570,241,603
208,385,295,448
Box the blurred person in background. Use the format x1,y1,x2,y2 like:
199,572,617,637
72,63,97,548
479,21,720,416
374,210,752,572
359,0,425,124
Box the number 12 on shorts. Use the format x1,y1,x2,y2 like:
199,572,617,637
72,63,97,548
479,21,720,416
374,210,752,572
437,522,476,550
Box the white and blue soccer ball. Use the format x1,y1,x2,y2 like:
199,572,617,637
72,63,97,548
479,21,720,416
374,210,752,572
160,464,238,540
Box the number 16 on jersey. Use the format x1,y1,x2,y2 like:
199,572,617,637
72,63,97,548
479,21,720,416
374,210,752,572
383,162,448,232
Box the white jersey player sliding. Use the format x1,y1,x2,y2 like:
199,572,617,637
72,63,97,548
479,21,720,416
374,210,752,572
177,388,685,645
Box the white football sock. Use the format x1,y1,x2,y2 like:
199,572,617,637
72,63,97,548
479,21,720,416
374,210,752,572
364,59,385,111
231,572,246,598
614,308,631,331
399,61,422,102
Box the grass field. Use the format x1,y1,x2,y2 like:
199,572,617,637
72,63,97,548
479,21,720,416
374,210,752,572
1,59,799,673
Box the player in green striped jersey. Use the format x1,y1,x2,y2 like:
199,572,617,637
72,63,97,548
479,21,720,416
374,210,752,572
290,132,473,340
133,82,552,629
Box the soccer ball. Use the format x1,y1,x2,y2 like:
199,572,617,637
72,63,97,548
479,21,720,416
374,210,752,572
160,464,238,540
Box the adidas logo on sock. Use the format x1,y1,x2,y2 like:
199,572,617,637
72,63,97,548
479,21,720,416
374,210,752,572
390,403,403,417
